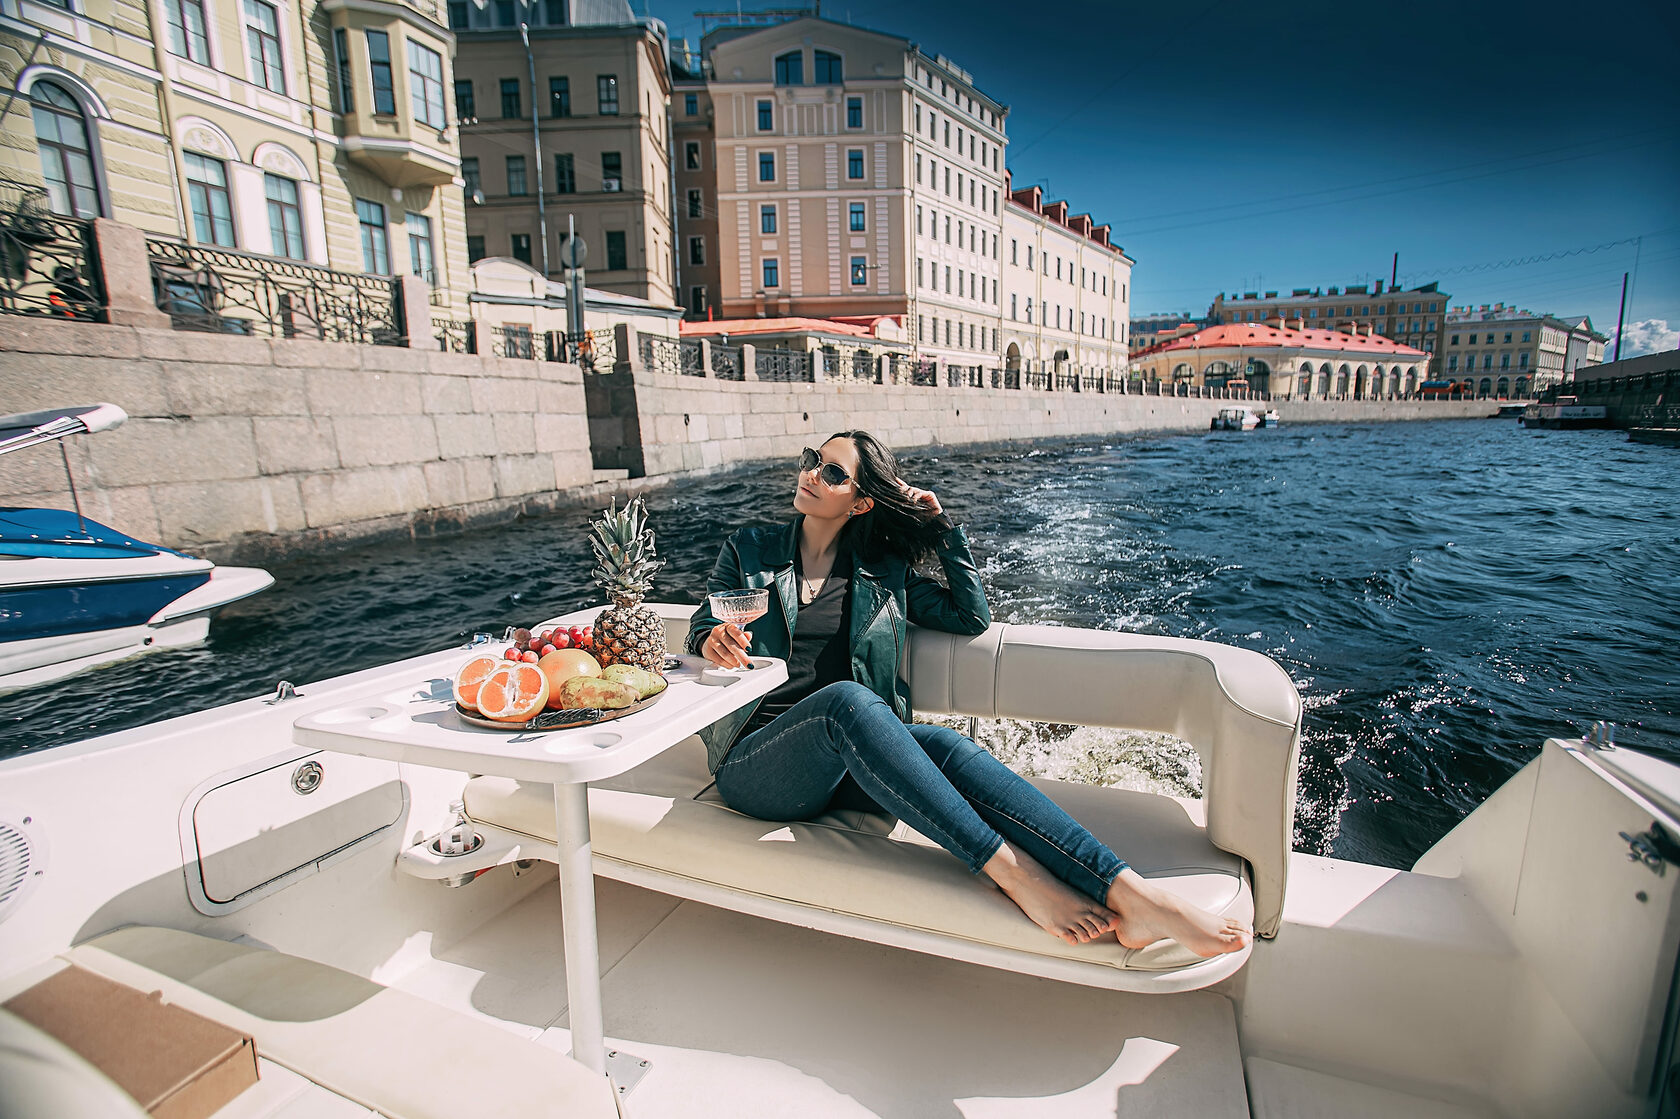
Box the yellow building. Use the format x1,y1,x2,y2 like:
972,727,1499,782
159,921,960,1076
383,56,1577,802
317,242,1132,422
1,0,469,311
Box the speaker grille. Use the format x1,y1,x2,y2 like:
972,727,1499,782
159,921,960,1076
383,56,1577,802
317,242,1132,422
0,820,36,924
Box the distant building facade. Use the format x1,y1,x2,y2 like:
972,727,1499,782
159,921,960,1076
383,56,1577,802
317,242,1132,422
1439,305,1605,396
1208,281,1449,373
452,0,675,303
670,43,719,317
0,0,470,307
1130,320,1431,399
999,182,1131,381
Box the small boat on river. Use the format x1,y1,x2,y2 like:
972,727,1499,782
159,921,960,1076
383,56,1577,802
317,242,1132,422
1212,406,1261,431
1520,396,1609,429
0,403,273,693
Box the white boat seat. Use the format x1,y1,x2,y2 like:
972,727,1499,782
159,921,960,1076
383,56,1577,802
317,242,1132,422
53,926,619,1119
464,734,1256,993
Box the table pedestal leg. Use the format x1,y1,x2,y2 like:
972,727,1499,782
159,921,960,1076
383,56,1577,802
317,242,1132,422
553,781,605,1075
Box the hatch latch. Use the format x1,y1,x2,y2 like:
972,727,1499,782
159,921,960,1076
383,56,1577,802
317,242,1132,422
1620,821,1680,876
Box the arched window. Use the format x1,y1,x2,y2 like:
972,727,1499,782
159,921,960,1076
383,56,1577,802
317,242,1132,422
774,51,802,85
31,81,102,218
814,50,842,84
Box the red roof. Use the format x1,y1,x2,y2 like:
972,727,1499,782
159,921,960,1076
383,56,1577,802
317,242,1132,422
679,317,874,339
1133,323,1430,360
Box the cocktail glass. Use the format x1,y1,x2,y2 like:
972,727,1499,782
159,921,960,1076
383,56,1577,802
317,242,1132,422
708,588,769,671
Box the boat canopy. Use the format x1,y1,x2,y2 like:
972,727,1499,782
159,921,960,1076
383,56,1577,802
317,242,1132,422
0,403,127,458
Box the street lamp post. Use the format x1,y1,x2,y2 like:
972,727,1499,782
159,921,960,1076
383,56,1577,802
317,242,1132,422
519,16,549,279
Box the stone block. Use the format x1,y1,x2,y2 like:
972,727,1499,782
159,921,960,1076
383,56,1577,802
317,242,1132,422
0,318,142,359
270,337,367,370
536,380,586,414
742,411,786,438
336,414,439,467
0,353,172,417
163,363,308,416
534,413,588,453
86,416,259,486
253,416,339,474
151,476,308,546
723,413,745,439
138,328,272,365
362,343,432,373
493,453,555,497
304,369,424,416
92,484,163,542
298,464,430,528
550,449,594,489
471,376,539,415
490,412,537,455
426,350,491,377
461,457,497,502
421,374,473,414
654,414,686,445
435,413,498,459
421,459,470,508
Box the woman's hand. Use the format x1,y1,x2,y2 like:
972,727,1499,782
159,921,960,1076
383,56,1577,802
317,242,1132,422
898,478,943,516
702,621,753,668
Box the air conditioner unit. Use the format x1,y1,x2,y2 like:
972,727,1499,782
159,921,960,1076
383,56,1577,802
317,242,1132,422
603,178,621,192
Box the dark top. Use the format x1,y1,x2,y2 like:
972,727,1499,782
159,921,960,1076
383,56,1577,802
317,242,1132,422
741,547,853,735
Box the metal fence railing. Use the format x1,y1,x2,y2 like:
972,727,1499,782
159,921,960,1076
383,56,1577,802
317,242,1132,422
680,338,704,376
710,343,742,380
756,348,812,382
146,238,403,344
0,182,105,323
849,349,877,382
433,317,475,353
639,332,681,375
491,324,534,359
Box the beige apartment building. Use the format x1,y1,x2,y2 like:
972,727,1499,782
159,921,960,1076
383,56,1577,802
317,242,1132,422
1439,305,1604,396
1208,281,1450,373
451,1,674,304
670,42,718,318
1,0,469,308
1000,181,1131,381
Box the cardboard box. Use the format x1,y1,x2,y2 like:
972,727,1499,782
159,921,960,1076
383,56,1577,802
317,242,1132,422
3,964,258,1119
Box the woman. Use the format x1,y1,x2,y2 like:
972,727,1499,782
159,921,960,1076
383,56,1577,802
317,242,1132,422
687,431,1249,956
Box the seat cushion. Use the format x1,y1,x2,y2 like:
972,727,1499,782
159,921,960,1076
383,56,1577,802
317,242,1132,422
61,927,618,1119
465,735,1253,977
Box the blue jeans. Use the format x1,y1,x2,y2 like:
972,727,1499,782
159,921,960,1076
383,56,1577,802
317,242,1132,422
714,681,1128,903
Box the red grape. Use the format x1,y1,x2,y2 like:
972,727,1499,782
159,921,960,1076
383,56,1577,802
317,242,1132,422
553,632,571,649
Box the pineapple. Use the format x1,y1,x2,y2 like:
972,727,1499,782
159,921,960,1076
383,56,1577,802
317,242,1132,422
588,497,667,672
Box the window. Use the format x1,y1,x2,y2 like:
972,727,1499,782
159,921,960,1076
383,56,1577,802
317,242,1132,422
774,51,802,85
760,204,776,233
597,74,618,115
332,28,353,112
943,215,950,243
606,230,627,270
1503,332,1513,344
1483,354,1493,371
1522,330,1531,343
407,211,433,279
849,202,865,232
1025,297,1032,323
510,232,531,264
943,120,950,146
554,153,574,193
544,0,563,23
758,151,775,181
461,157,480,194
685,141,701,170
184,152,235,245
1468,333,1478,344
916,257,922,286
1025,246,1032,270
915,154,921,184
366,30,396,114
915,205,922,235
1449,334,1459,345
601,151,621,191
448,0,466,28
757,99,773,131
30,82,101,219
355,198,389,273
493,0,512,24
846,256,867,286
264,174,304,259
847,149,863,179
499,77,520,119
454,79,474,120
846,96,862,128
504,155,527,195
815,50,842,83
685,93,697,115
243,1,287,93
1500,353,1511,369
689,237,705,266
1519,352,1529,369
166,0,210,64
550,76,570,117
762,258,779,287
409,41,445,127
466,235,484,262
687,189,702,218
1010,293,1017,319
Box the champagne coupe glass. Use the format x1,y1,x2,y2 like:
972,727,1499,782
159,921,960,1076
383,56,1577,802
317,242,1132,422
708,588,769,671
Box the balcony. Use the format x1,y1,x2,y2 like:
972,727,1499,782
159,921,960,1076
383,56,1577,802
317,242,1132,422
341,133,458,189
323,1,460,188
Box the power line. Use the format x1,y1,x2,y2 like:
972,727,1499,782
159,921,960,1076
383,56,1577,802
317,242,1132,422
1397,230,1678,283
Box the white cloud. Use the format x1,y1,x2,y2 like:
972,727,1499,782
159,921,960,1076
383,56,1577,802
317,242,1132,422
1605,319,1678,360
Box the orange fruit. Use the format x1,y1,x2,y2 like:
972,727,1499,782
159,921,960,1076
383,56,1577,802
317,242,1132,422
475,662,550,723
538,648,601,707
452,654,507,713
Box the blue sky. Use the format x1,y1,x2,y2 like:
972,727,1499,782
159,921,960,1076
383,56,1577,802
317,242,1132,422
654,1,1680,353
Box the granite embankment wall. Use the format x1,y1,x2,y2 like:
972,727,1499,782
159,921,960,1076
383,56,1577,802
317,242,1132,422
0,316,1495,561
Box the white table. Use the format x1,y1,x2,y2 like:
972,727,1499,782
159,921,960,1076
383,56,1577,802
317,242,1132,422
293,648,786,1078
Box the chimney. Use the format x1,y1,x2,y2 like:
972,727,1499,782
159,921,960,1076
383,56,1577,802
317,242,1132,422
1294,316,1306,330
1375,279,1384,294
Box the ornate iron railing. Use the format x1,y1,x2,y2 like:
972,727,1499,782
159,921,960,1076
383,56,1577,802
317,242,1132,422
819,347,840,377
433,317,475,353
638,332,681,375
544,327,618,371
887,353,907,383
756,348,812,382
908,359,938,386
1002,367,1021,390
1025,368,1051,391
710,343,742,380
491,323,534,359
850,348,877,382
679,338,704,376
146,239,403,344
0,182,105,322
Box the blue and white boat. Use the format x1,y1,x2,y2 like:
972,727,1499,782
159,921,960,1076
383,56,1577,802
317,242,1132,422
0,403,273,693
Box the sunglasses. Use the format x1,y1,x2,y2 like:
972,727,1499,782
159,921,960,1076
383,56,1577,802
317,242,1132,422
799,447,853,489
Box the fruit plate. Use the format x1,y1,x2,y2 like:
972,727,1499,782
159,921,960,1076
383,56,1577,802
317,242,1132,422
454,688,664,732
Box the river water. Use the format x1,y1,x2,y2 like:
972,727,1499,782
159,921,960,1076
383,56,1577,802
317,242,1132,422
4,419,1676,869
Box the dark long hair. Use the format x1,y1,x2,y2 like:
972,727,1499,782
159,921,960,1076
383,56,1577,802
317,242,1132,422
830,430,952,564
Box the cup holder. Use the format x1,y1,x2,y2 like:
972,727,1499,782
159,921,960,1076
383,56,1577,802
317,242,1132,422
315,705,389,724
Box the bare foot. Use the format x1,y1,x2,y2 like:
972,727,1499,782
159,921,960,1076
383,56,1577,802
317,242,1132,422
1105,868,1251,958
983,843,1118,945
